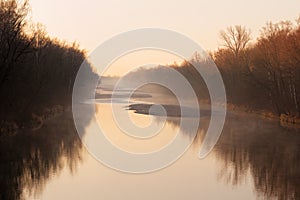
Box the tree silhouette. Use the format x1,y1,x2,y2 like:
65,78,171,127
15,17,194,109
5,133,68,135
220,25,251,56
0,0,33,86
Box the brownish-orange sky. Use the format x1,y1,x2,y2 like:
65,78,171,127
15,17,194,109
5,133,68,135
30,0,300,51
29,0,300,75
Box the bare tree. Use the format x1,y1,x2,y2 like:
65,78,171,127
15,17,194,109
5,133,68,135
220,25,251,56
0,0,33,87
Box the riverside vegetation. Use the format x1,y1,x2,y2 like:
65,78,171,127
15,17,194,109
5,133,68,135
0,0,97,136
1,0,299,137
123,17,300,127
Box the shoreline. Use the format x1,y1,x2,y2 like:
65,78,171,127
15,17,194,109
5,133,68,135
225,103,300,129
0,105,71,138
2,99,299,139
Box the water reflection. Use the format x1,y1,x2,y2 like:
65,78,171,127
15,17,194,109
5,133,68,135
151,110,300,200
0,112,83,200
213,115,300,200
99,82,300,199
1,83,300,200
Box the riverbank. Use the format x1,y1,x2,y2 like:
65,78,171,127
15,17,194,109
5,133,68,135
0,105,71,138
226,103,300,129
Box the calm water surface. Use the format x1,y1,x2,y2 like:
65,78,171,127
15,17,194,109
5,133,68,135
1,86,299,200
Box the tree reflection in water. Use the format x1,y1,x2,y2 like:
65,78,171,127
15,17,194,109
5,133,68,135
128,101,300,199
165,111,300,200
1,102,299,200
213,115,300,200
0,112,83,200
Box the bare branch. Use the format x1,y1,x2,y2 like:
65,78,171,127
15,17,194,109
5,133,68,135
220,25,251,56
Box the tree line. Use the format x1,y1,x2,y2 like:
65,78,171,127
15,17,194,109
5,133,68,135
0,0,92,127
124,16,300,120
213,19,300,118
158,17,300,119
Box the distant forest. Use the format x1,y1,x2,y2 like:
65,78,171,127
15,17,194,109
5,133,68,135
0,0,90,132
125,16,300,121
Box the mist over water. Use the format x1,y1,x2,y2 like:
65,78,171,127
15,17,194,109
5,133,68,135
0,68,298,200
1,1,300,199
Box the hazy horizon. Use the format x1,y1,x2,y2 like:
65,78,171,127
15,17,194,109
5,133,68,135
1,1,300,199
28,0,300,76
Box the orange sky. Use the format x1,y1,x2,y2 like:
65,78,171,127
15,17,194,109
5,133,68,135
28,0,300,75
29,0,300,52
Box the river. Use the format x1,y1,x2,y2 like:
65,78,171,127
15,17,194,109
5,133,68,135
0,85,299,200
